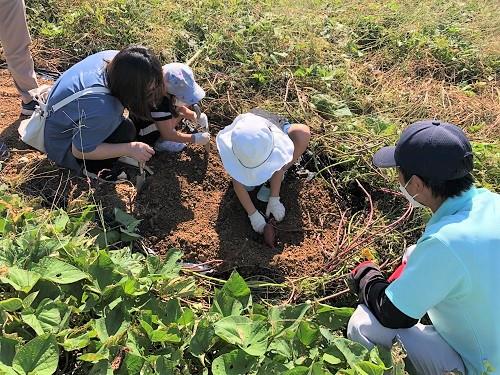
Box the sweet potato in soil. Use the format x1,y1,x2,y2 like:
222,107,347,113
0,71,339,279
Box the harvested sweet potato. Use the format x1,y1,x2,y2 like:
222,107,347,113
263,219,277,248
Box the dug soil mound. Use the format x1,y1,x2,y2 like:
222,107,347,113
0,70,339,280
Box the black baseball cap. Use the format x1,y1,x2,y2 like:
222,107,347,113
373,120,473,182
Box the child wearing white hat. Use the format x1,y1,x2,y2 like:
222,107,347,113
133,63,210,152
216,110,311,233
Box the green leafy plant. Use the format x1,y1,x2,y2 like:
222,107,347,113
0,188,406,374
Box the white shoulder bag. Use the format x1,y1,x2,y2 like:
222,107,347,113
18,85,110,153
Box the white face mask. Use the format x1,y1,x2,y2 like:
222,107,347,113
399,177,425,208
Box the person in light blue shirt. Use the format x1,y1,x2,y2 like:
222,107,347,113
44,45,164,181
347,120,500,374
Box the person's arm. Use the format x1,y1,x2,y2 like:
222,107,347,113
266,170,286,221
233,179,257,215
176,105,197,122
350,262,418,328
72,141,154,162
155,117,195,143
350,237,464,329
233,179,267,234
269,169,285,197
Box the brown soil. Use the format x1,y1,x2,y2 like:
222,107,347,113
0,69,339,279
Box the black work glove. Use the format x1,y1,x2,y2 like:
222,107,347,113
348,261,385,304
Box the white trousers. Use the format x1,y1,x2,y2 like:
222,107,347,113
0,0,38,102
347,304,465,375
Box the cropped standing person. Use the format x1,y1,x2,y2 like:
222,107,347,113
0,0,39,115
347,120,500,375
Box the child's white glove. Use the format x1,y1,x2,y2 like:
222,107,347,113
197,113,209,131
266,197,285,221
193,132,210,145
248,211,266,234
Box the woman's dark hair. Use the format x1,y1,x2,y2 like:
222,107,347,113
400,167,474,199
106,45,164,120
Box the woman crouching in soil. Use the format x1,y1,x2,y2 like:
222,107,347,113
216,109,311,234
43,45,164,182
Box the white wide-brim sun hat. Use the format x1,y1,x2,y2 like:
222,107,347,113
216,112,294,186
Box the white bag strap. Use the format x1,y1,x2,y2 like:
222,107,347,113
51,86,110,113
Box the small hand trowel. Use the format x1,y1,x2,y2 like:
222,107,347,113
135,162,146,193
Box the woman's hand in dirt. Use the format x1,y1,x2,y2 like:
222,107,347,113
128,142,155,162
193,132,210,145
248,210,266,234
266,196,285,222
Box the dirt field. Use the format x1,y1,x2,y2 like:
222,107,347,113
0,70,342,280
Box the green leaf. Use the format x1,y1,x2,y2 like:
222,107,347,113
53,211,69,233
159,249,183,278
62,331,96,351
0,337,17,366
114,208,141,231
369,346,392,370
256,359,288,375
12,334,58,375
116,352,144,375
0,267,40,293
22,292,39,309
354,361,385,375
323,352,342,365
0,363,18,375
139,319,154,337
211,272,252,316
150,327,182,343
315,305,354,331
222,271,251,301
0,299,22,312
21,311,45,335
212,349,259,375
89,251,122,290
177,308,194,327
155,355,176,374
95,229,121,248
95,316,130,342
189,319,215,356
0,218,8,235
34,258,88,284
78,352,109,363
333,106,353,117
145,250,183,280
108,248,145,277
269,303,311,337
163,299,182,324
268,337,293,358
21,298,65,335
94,303,130,342
333,338,369,367
283,366,309,375
211,289,243,317
214,316,268,356
297,321,319,346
